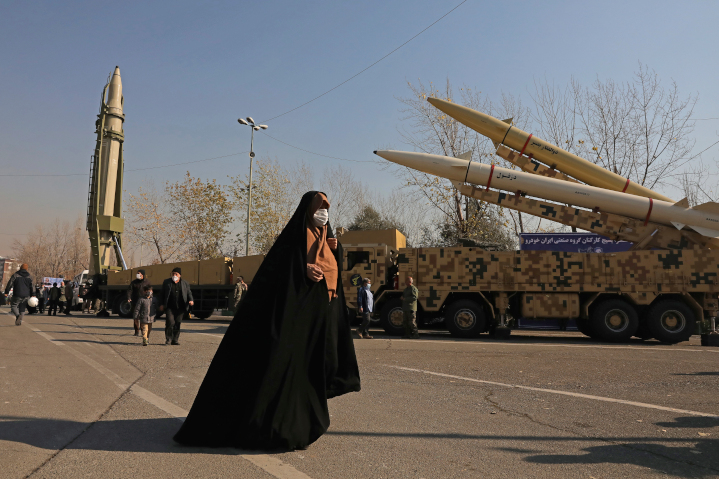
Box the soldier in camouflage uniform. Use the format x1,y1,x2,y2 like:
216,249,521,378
401,277,419,339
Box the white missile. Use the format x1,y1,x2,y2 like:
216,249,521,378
374,150,719,239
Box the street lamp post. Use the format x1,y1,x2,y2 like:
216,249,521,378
237,117,268,256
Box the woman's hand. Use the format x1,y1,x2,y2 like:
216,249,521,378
327,238,337,250
306,264,324,282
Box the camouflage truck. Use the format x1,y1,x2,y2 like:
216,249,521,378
340,229,719,344
389,247,718,343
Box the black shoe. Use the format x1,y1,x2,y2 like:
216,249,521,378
171,341,180,346
134,331,139,337
165,340,171,345
15,318,22,326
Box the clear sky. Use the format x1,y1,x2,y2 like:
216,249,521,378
1,0,718,255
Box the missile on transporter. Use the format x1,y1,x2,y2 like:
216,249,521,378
87,66,127,276
426,97,673,203
373,149,719,239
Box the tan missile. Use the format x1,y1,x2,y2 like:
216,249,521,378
426,97,673,202
374,149,719,239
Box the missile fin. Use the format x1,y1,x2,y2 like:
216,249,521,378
692,201,719,215
673,197,690,208
501,118,513,125
457,151,472,161
687,225,719,238
671,221,686,230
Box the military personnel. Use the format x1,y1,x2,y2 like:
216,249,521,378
401,277,419,339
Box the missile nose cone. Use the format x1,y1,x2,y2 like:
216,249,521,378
106,65,123,111
373,150,378,154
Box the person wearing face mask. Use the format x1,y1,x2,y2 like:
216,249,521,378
161,267,194,345
127,269,150,336
356,278,374,339
174,191,360,451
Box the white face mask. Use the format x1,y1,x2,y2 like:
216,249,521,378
172,275,180,283
312,208,329,227
136,274,143,280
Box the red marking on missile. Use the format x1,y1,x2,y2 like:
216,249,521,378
622,178,630,193
644,198,654,226
486,164,495,191
519,134,533,157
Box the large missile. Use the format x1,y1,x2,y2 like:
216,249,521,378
374,150,719,239
88,66,126,276
426,98,673,203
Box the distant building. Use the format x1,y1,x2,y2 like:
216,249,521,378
0,257,21,291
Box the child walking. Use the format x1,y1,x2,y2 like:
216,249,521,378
134,286,157,346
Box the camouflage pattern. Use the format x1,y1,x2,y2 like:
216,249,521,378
521,293,580,318
495,145,578,183
455,183,719,251
340,245,392,311
397,246,719,320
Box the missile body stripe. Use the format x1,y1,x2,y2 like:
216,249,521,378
644,199,654,226
622,178,631,193
486,164,495,191
519,134,533,157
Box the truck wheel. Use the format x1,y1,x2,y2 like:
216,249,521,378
379,299,405,336
646,301,695,344
444,300,486,338
589,299,638,342
114,297,133,318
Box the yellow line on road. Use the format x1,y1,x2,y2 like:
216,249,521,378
388,365,719,418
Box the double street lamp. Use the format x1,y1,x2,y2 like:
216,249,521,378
237,117,268,256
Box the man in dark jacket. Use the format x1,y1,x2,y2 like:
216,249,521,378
161,267,194,346
127,269,150,336
64,282,74,316
48,282,61,315
4,263,34,326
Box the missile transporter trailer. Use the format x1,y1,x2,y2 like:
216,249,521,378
340,231,718,344
98,255,265,319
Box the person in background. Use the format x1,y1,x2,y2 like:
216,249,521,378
161,268,194,345
3,263,34,326
233,276,247,311
48,282,60,316
35,285,45,313
356,277,373,339
134,285,158,346
42,285,49,313
400,276,420,339
64,281,74,316
127,269,150,336
58,281,67,314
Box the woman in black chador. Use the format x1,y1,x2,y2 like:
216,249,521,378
173,192,360,450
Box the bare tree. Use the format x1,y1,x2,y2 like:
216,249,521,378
571,63,697,189
12,217,90,281
125,179,185,264
392,79,521,245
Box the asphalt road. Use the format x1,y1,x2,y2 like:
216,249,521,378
2,306,718,478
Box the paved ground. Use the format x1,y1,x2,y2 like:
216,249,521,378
2,306,718,478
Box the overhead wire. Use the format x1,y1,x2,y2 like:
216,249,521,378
259,0,469,123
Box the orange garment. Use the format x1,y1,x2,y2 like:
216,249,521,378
306,193,338,301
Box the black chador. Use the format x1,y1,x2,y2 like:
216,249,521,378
173,192,361,450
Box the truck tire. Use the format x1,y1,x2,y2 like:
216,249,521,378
113,297,133,318
444,300,486,338
646,300,695,344
633,319,653,340
379,299,405,336
589,299,638,342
